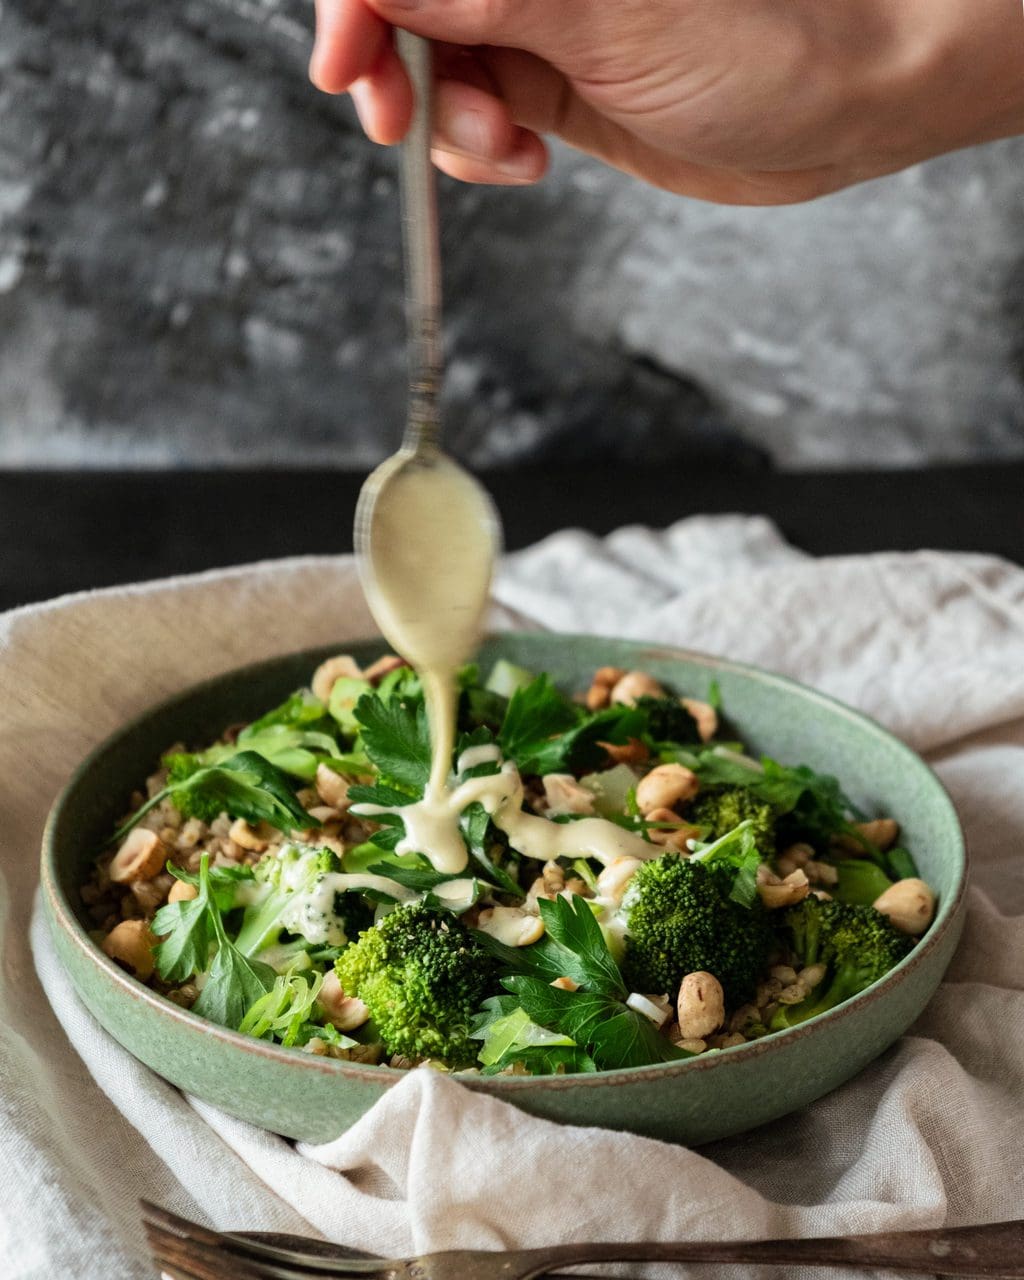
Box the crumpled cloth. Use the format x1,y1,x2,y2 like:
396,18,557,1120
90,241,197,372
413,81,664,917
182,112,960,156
2,516,1022,1280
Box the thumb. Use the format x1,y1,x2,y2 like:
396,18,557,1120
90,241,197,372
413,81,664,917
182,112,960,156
364,0,584,55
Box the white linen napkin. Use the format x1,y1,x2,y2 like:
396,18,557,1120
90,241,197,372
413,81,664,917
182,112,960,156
2,516,1023,1279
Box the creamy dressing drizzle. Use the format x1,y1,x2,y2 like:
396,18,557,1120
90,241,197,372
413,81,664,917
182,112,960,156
355,761,658,870
357,453,656,873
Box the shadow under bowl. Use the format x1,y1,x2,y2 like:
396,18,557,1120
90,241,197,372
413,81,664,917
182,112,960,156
41,633,967,1145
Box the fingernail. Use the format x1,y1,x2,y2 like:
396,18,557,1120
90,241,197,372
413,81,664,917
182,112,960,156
443,109,492,158
492,148,540,181
349,80,375,139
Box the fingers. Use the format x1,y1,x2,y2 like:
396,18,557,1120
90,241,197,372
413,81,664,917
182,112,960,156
363,0,582,53
432,79,548,183
310,0,391,93
349,45,415,143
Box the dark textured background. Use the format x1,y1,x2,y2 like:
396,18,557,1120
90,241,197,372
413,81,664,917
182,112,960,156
2,0,1024,470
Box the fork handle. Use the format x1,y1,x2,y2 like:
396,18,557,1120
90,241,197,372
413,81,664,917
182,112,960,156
513,1219,1024,1279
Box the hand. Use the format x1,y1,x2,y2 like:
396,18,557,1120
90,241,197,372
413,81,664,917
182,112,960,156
309,0,1024,205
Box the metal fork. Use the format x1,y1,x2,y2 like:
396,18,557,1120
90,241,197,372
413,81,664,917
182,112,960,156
142,1200,1024,1279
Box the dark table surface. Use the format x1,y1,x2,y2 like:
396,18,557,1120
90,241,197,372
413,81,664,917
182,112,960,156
3,462,1022,612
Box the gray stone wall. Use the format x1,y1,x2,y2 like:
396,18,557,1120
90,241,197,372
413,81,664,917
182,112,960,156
2,0,1023,469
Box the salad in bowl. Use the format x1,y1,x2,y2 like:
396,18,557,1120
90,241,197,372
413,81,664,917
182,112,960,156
84,653,937,1077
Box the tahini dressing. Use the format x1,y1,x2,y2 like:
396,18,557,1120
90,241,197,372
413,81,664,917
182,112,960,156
354,456,657,873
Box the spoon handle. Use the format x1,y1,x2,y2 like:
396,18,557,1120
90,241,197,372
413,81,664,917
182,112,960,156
396,28,442,454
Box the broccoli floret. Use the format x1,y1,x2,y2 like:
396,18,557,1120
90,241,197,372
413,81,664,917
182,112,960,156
255,842,340,889
770,896,915,1030
234,842,357,957
335,902,497,1068
690,786,777,859
620,853,774,1005
634,697,702,745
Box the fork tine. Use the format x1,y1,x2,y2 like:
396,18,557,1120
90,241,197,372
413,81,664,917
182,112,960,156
144,1220,293,1280
142,1203,395,1278
140,1200,231,1249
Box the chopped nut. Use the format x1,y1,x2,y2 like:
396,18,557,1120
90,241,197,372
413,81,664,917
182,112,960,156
541,861,566,894
599,738,650,766
477,905,546,947
101,919,157,980
676,971,725,1040
777,982,810,1005
636,764,700,815
770,964,799,986
805,859,839,887
311,654,363,703
551,976,579,992
317,972,370,1030
873,878,935,935
168,879,199,904
229,819,268,852
610,671,666,706
680,697,718,743
315,763,351,811
541,774,596,816
729,1004,761,1034
644,808,702,853
109,829,168,884
757,866,810,909
833,818,900,855
776,842,815,876
362,654,407,684
798,963,828,989
596,856,643,903
675,1037,708,1054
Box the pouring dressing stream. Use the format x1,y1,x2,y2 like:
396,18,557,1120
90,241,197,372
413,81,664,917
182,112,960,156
354,34,656,878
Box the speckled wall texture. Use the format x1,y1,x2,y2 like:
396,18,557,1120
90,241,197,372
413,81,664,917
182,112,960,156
2,0,1023,469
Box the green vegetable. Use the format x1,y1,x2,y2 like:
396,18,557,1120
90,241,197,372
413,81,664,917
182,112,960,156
690,818,763,909
354,691,432,793
152,862,216,983
484,659,537,699
886,846,920,880
770,896,914,1030
237,971,343,1047
189,858,276,1030
233,842,368,957
620,852,774,1004
477,895,691,1072
112,750,315,843
833,859,895,906
690,785,777,860
470,997,582,1071
328,677,374,736
633,696,702,746
335,902,497,1068
498,675,580,772
579,764,641,819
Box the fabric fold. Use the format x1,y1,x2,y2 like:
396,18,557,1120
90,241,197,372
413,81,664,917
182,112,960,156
2,516,1022,1280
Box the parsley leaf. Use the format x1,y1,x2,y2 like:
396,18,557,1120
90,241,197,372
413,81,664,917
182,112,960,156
111,751,314,844
191,859,275,1030
354,692,432,793
473,895,624,994
498,676,580,772
505,976,689,1071
152,867,214,982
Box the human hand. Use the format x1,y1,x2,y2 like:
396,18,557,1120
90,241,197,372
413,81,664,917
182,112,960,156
310,0,1024,204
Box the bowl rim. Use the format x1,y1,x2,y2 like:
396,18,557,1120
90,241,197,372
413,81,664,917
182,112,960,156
41,631,968,1094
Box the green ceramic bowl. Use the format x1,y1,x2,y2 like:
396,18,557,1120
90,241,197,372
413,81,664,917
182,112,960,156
41,633,966,1145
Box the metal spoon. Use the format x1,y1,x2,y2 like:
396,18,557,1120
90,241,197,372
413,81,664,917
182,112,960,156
354,31,501,658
